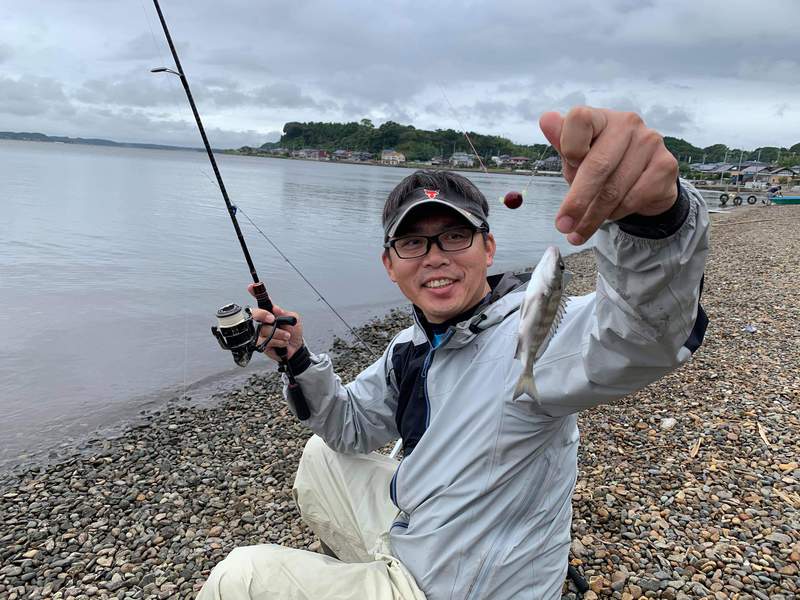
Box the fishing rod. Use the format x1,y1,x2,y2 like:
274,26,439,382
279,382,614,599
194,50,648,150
148,0,312,419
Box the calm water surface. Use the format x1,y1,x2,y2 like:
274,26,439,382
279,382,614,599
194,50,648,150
1,140,589,469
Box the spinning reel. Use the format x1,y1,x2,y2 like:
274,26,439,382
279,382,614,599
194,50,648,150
211,303,297,368
210,282,310,420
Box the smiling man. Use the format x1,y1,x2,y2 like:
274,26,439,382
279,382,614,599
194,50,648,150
198,107,709,600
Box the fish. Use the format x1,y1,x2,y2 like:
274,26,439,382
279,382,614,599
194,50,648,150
513,246,570,401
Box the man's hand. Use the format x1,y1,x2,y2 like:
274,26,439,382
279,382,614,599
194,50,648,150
247,283,305,362
540,107,679,245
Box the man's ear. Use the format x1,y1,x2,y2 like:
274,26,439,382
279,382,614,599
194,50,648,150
484,233,496,268
382,250,397,283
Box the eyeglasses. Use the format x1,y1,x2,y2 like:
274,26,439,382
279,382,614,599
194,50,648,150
384,226,487,259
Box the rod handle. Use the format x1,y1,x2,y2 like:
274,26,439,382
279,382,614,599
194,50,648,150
252,281,311,421
252,282,274,312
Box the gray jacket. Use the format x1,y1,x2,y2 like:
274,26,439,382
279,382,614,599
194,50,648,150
285,182,709,599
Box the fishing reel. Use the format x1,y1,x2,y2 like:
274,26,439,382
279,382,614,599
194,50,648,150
211,302,297,367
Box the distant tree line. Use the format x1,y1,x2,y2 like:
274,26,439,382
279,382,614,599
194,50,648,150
663,137,800,168
261,119,553,162
258,120,800,167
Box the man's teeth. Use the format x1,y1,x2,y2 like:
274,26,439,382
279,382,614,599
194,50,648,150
424,279,454,289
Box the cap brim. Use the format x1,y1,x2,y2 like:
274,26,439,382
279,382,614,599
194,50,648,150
385,198,484,238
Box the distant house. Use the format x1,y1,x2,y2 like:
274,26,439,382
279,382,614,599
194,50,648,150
541,155,563,172
709,163,736,174
292,148,328,160
449,152,475,168
381,149,406,165
768,166,799,184
491,154,510,167
506,156,530,168
333,149,352,160
739,164,772,183
691,162,726,173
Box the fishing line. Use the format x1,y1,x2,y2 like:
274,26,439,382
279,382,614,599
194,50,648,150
196,170,379,358
435,80,558,206
436,83,488,174
140,3,378,364
520,142,555,196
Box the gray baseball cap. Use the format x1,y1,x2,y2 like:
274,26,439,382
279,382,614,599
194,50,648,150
383,187,489,240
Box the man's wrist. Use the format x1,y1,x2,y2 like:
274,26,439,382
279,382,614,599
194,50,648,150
286,344,312,375
615,178,689,239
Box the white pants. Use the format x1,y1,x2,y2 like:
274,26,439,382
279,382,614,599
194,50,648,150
197,435,427,600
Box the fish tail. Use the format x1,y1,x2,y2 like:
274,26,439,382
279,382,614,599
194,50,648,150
513,371,539,401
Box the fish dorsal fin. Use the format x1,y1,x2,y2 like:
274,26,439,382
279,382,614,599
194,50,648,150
534,294,569,361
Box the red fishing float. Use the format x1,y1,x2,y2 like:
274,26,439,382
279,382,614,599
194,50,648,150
503,191,524,209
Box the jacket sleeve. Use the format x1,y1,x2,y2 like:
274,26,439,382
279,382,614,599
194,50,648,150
281,337,402,454
532,180,710,416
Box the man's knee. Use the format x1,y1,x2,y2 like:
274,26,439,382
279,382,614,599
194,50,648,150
300,434,333,467
200,545,283,599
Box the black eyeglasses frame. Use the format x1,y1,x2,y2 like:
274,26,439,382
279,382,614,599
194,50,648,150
383,225,489,259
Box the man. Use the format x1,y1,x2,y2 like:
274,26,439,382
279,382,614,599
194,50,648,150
199,107,709,599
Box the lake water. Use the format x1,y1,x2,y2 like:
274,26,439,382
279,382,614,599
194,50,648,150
1,140,587,469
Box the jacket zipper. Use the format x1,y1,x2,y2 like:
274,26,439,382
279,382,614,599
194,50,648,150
390,329,454,511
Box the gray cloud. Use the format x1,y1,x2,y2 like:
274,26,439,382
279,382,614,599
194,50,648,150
110,33,166,61
2,0,799,148
74,75,179,107
643,105,693,134
0,76,67,117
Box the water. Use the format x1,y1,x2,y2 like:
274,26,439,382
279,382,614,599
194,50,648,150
0,140,586,469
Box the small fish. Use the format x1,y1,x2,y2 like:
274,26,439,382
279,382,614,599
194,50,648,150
513,246,570,401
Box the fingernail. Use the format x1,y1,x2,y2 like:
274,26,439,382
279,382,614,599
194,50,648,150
567,232,584,245
556,216,574,233
565,158,579,168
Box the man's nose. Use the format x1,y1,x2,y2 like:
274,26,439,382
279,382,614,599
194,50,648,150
423,241,450,267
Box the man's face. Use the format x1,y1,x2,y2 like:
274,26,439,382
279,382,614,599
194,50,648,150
382,206,496,324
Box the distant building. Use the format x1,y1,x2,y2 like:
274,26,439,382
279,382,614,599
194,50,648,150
506,156,530,168
449,152,475,168
768,166,799,184
381,149,406,165
541,155,562,172
431,156,444,166
333,149,352,160
292,148,328,160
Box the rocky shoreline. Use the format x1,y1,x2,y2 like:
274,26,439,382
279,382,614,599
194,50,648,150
1,205,798,599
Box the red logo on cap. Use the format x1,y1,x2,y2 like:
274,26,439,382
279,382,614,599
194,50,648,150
423,189,439,199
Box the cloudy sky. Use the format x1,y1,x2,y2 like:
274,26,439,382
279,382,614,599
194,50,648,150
2,0,798,150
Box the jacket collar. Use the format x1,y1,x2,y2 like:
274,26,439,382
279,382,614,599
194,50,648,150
410,271,529,348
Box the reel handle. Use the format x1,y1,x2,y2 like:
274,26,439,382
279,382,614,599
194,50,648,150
251,282,311,421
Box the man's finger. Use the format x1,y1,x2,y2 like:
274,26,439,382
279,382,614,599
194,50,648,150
556,116,635,233
559,107,608,168
539,112,563,154
610,152,679,220
251,308,275,324
567,129,659,244
539,112,582,182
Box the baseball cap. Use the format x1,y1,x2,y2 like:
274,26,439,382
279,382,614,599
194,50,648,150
383,187,489,240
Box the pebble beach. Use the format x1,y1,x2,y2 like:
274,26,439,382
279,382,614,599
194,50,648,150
1,204,798,599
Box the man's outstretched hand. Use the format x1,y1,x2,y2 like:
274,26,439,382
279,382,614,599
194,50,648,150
540,107,679,245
